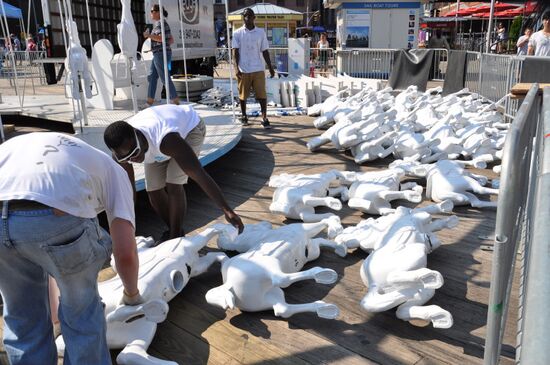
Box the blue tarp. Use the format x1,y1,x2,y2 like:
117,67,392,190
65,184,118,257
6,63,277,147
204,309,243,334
0,2,23,19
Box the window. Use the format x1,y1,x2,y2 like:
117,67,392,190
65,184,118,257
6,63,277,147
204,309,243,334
296,0,305,7
277,0,285,6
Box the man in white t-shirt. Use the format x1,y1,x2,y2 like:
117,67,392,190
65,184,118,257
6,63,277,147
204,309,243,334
104,104,244,244
528,12,550,57
0,132,140,365
232,8,275,129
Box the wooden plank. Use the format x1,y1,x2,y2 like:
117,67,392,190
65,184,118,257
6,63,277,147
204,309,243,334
510,83,550,96
178,274,384,365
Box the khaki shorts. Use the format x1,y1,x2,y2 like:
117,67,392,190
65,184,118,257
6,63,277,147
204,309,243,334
238,71,267,100
144,118,206,191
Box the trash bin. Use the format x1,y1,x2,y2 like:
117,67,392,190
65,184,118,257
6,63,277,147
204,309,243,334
275,53,288,77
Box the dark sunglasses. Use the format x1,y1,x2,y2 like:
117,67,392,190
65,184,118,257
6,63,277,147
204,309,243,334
112,130,141,163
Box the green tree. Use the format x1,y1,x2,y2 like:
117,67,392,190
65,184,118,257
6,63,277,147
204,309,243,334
509,16,523,41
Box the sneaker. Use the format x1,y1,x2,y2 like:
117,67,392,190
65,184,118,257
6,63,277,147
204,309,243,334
153,230,171,247
153,229,185,246
261,118,272,129
140,102,153,110
239,116,249,126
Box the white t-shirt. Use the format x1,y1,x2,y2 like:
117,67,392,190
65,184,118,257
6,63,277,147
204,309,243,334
232,26,269,73
127,104,200,164
517,35,530,55
0,132,135,226
528,30,550,57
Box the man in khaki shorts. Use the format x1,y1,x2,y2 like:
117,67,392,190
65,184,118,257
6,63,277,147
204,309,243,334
233,8,275,129
104,104,244,244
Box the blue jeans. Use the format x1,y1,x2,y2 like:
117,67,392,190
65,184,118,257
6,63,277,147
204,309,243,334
0,202,112,365
147,51,177,101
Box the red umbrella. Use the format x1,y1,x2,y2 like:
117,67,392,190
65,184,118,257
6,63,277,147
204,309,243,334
493,10,517,17
472,12,491,18
444,1,518,18
495,8,524,17
457,9,476,16
444,10,459,17
474,2,518,12
524,1,538,14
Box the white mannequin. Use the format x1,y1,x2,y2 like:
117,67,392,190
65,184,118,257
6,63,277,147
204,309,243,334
117,0,138,58
351,130,396,164
65,20,93,100
391,159,498,208
56,223,236,365
345,168,423,215
306,85,508,167
206,217,345,319
307,108,397,152
312,88,375,129
392,128,440,162
336,202,457,328
89,0,147,111
269,171,349,233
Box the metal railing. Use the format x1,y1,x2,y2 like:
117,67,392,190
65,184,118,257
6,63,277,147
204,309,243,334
478,53,518,103
518,86,550,365
335,48,448,81
483,83,542,365
214,47,337,78
456,32,487,52
0,50,48,93
214,47,293,76
215,47,449,81
310,47,336,77
465,51,523,121
336,48,395,79
465,51,482,92
430,48,448,81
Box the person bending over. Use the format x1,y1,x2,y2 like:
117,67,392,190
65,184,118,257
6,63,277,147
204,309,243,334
104,104,244,243
0,132,140,365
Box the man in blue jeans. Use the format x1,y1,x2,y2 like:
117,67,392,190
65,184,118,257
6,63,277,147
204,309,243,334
0,132,141,365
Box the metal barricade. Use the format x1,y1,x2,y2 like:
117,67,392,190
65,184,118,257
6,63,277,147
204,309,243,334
518,86,550,365
479,53,515,103
483,83,541,365
465,51,482,93
1,50,48,93
430,48,448,81
310,47,336,77
464,51,524,122
456,32,486,52
336,49,395,79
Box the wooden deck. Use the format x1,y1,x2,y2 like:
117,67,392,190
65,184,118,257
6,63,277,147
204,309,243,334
0,114,517,365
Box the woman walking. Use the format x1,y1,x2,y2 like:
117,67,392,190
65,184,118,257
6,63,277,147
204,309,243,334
143,4,180,108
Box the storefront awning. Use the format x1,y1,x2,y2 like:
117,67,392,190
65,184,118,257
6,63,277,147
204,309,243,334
228,3,303,22
0,2,23,19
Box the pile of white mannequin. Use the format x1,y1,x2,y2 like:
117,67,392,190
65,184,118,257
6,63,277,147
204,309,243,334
258,85,504,333
306,85,508,169
61,85,504,365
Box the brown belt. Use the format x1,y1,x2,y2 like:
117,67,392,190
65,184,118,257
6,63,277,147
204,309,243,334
4,200,51,211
